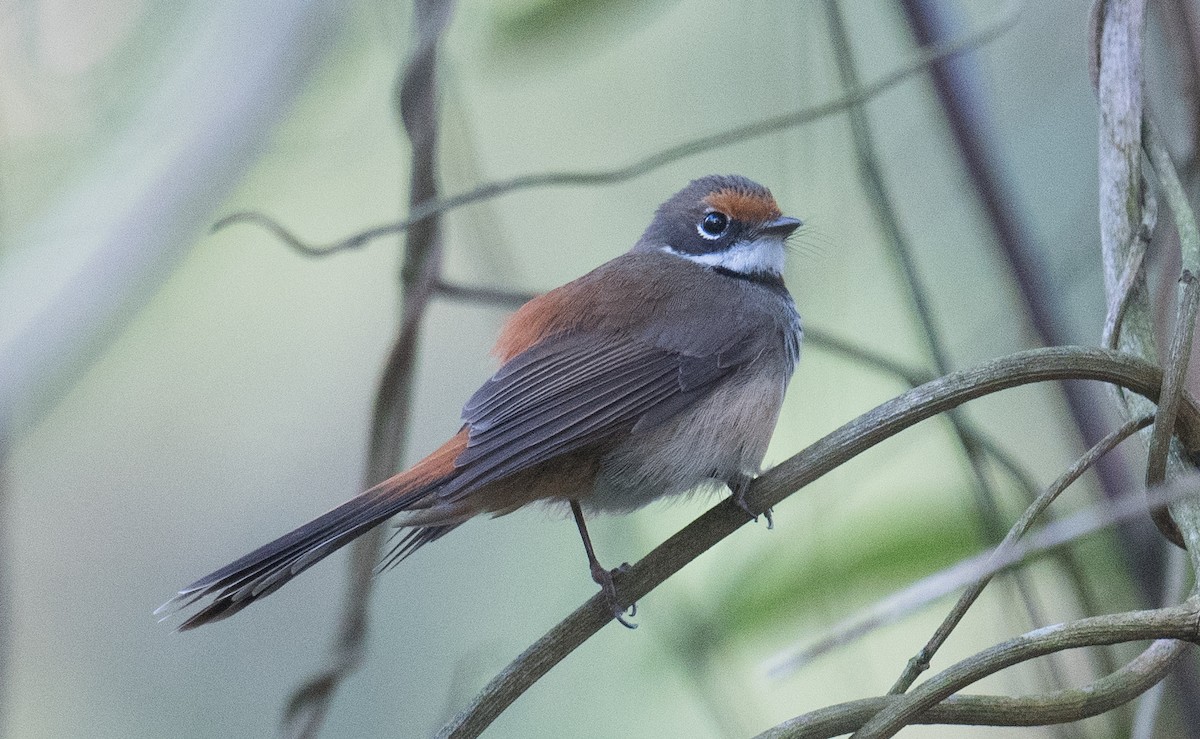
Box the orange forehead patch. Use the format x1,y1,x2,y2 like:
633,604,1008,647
703,187,781,223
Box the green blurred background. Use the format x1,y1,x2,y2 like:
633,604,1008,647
0,0,1165,737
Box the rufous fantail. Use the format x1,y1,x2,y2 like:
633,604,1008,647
160,174,803,629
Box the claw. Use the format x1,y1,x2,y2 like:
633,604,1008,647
571,500,639,629
730,475,773,529
733,492,759,523
592,564,638,629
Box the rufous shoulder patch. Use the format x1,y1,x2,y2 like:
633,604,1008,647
492,287,576,362
703,187,782,224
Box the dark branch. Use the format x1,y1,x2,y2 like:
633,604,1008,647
851,601,1200,738
759,633,1190,738
281,1,457,735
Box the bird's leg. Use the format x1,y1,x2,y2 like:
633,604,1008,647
570,500,636,629
730,473,773,529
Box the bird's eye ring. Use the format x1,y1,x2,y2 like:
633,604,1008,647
698,211,729,239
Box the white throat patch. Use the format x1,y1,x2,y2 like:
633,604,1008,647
663,235,787,276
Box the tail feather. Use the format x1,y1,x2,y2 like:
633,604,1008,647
379,523,463,574
159,431,469,630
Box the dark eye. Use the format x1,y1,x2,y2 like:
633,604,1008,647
699,211,729,239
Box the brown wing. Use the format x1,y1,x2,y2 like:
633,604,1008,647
439,330,752,499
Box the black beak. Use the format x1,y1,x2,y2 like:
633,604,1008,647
760,215,803,236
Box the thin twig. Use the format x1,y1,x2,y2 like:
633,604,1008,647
434,280,535,309
885,414,1153,693
823,0,951,378
437,346,1200,738
281,1,457,736
850,599,1200,738
1144,112,1200,555
823,0,1002,522
1103,177,1155,354
211,2,1022,256
758,638,1188,739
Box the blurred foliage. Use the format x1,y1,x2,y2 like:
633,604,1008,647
708,489,982,647
486,0,675,60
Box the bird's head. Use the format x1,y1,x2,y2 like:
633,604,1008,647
633,174,802,278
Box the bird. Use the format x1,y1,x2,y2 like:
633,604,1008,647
159,174,804,630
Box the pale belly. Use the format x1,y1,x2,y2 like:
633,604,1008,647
586,369,788,513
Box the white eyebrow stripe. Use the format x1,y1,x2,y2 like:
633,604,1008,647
661,235,786,276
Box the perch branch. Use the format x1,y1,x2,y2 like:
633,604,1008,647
436,345,1200,738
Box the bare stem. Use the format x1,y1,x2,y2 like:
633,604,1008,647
851,600,1200,738
281,1,457,736
1143,113,1200,558
758,633,1190,739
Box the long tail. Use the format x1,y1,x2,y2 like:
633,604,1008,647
158,430,470,630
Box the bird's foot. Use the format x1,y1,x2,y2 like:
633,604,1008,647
591,561,637,629
731,477,774,530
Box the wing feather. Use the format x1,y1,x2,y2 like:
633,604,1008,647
462,339,647,426
443,332,742,499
